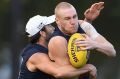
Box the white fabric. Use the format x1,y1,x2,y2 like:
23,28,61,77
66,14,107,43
80,21,99,39
26,15,55,37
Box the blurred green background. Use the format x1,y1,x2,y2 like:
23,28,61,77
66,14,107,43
0,0,120,79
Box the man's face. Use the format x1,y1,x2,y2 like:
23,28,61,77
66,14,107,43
56,7,79,35
44,25,55,42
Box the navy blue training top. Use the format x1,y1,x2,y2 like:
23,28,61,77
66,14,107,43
51,24,89,79
52,24,85,41
18,43,54,79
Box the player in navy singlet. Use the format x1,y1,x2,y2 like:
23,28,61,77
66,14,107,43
48,2,116,79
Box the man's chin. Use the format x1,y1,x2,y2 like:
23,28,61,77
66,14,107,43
71,31,77,35
68,32,77,35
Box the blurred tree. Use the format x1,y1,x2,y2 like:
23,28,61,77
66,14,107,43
10,0,23,79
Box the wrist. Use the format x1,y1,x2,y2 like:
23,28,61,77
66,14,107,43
92,41,99,50
84,18,92,24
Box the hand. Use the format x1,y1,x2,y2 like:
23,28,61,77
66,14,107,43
80,64,97,79
75,34,97,50
84,2,104,22
88,64,97,79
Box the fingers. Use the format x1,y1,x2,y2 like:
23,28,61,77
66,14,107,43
74,34,88,44
97,2,104,10
84,9,90,15
84,64,96,71
90,3,99,11
98,2,104,7
81,34,89,39
90,2,104,11
89,65,97,79
75,40,88,50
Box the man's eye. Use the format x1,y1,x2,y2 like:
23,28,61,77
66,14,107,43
65,18,70,20
73,15,77,19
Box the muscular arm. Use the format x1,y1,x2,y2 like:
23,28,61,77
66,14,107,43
26,52,95,78
92,34,116,57
48,36,97,79
48,36,69,66
77,21,116,57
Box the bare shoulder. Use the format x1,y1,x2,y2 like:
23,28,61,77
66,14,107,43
49,36,67,45
79,20,91,25
26,52,49,72
78,20,84,24
28,52,49,63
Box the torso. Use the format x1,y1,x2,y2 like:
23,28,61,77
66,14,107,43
18,43,54,79
49,23,89,79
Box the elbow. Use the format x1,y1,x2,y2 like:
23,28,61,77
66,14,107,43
108,45,116,58
110,49,116,57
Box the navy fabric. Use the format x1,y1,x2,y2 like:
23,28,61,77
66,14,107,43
51,24,90,79
52,24,85,42
18,43,54,79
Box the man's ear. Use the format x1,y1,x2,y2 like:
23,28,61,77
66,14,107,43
40,31,46,37
55,17,60,26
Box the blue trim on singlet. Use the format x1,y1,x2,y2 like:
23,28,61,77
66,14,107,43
51,24,90,79
18,43,54,79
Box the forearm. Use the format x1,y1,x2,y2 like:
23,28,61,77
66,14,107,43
57,65,89,78
95,42,116,57
84,18,92,24
58,64,97,79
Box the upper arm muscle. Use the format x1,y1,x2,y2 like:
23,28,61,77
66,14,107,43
27,53,59,76
48,36,69,65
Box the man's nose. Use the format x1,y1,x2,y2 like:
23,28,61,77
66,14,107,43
70,18,76,25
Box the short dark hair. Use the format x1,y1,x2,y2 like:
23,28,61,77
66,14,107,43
26,27,46,43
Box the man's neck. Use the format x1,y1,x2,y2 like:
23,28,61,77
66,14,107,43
58,26,72,36
37,39,47,48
